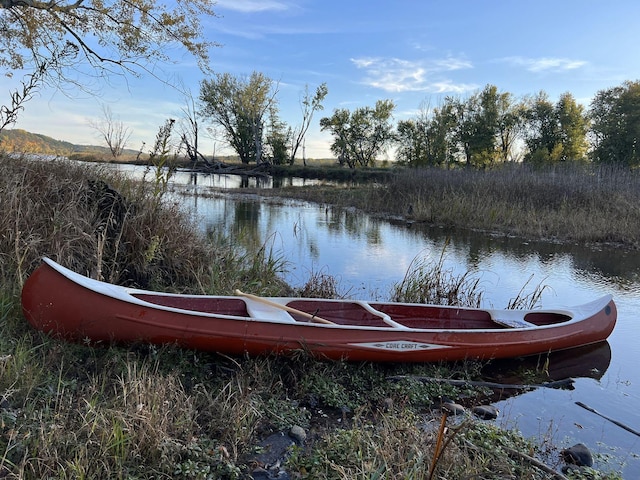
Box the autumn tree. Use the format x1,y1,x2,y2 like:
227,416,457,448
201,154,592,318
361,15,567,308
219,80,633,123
556,92,589,162
0,0,218,130
590,80,640,167
199,72,278,164
495,91,526,163
265,107,290,165
448,85,503,168
522,92,559,164
320,100,395,168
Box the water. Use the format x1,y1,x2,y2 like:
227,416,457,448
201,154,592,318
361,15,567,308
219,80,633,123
122,166,640,476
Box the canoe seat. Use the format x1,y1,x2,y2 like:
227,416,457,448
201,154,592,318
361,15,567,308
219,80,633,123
243,298,296,323
492,311,536,329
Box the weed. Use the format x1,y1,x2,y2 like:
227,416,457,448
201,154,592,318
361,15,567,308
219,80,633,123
391,240,483,307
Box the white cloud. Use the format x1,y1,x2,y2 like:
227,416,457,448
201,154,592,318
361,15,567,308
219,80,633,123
350,56,476,94
501,56,588,73
433,57,473,71
214,0,290,13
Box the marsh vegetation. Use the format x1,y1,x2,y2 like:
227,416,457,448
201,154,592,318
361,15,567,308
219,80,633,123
258,162,640,249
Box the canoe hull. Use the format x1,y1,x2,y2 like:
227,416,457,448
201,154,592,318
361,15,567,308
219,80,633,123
21,259,617,362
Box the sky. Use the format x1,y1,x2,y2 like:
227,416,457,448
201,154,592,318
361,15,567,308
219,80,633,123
3,0,640,159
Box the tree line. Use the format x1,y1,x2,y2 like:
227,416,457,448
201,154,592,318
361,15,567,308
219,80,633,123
197,74,640,169
394,82,640,169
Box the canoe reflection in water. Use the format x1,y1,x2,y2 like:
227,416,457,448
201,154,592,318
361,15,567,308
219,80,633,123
481,341,611,399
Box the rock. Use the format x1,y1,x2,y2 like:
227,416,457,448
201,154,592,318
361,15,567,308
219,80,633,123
472,404,499,420
440,396,466,416
381,397,394,412
288,425,307,444
561,443,593,467
250,433,294,467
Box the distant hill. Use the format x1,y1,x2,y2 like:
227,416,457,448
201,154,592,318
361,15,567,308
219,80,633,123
0,129,138,157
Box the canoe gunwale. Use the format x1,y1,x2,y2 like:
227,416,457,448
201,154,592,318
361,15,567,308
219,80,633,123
37,257,611,334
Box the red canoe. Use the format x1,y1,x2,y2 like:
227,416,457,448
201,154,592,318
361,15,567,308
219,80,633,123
21,258,617,362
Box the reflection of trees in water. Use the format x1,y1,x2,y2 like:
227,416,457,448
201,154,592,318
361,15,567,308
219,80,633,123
409,222,640,286
231,201,263,252
321,207,383,245
196,194,637,294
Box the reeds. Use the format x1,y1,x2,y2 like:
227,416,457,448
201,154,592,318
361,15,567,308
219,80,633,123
391,240,483,307
384,162,640,246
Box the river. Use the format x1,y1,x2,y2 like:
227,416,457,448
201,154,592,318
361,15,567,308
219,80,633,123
119,165,640,476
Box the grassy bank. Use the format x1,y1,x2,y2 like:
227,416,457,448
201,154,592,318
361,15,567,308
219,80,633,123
259,163,640,249
0,155,622,478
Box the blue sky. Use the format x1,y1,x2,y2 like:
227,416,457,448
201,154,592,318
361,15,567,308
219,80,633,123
4,0,640,159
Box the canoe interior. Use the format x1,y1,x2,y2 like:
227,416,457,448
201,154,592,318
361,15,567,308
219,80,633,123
133,294,572,329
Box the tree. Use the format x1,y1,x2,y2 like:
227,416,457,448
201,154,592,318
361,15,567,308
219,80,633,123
199,72,278,164
449,85,501,168
0,0,217,85
0,42,75,133
590,80,640,167
177,85,213,167
1,0,218,132
495,91,526,163
320,100,395,168
265,107,290,165
396,118,423,166
289,83,328,165
396,99,457,168
556,92,589,162
89,105,131,159
522,92,561,164
523,91,589,165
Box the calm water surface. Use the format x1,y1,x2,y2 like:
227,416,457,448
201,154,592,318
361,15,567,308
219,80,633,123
121,166,640,476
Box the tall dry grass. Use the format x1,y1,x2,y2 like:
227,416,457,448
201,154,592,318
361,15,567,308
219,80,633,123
387,163,640,246
0,154,293,478
0,155,207,294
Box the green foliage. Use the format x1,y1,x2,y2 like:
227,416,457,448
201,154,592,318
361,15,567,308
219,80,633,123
523,91,589,165
450,84,502,168
320,99,396,168
590,80,640,167
396,85,526,168
265,108,291,165
396,99,458,167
